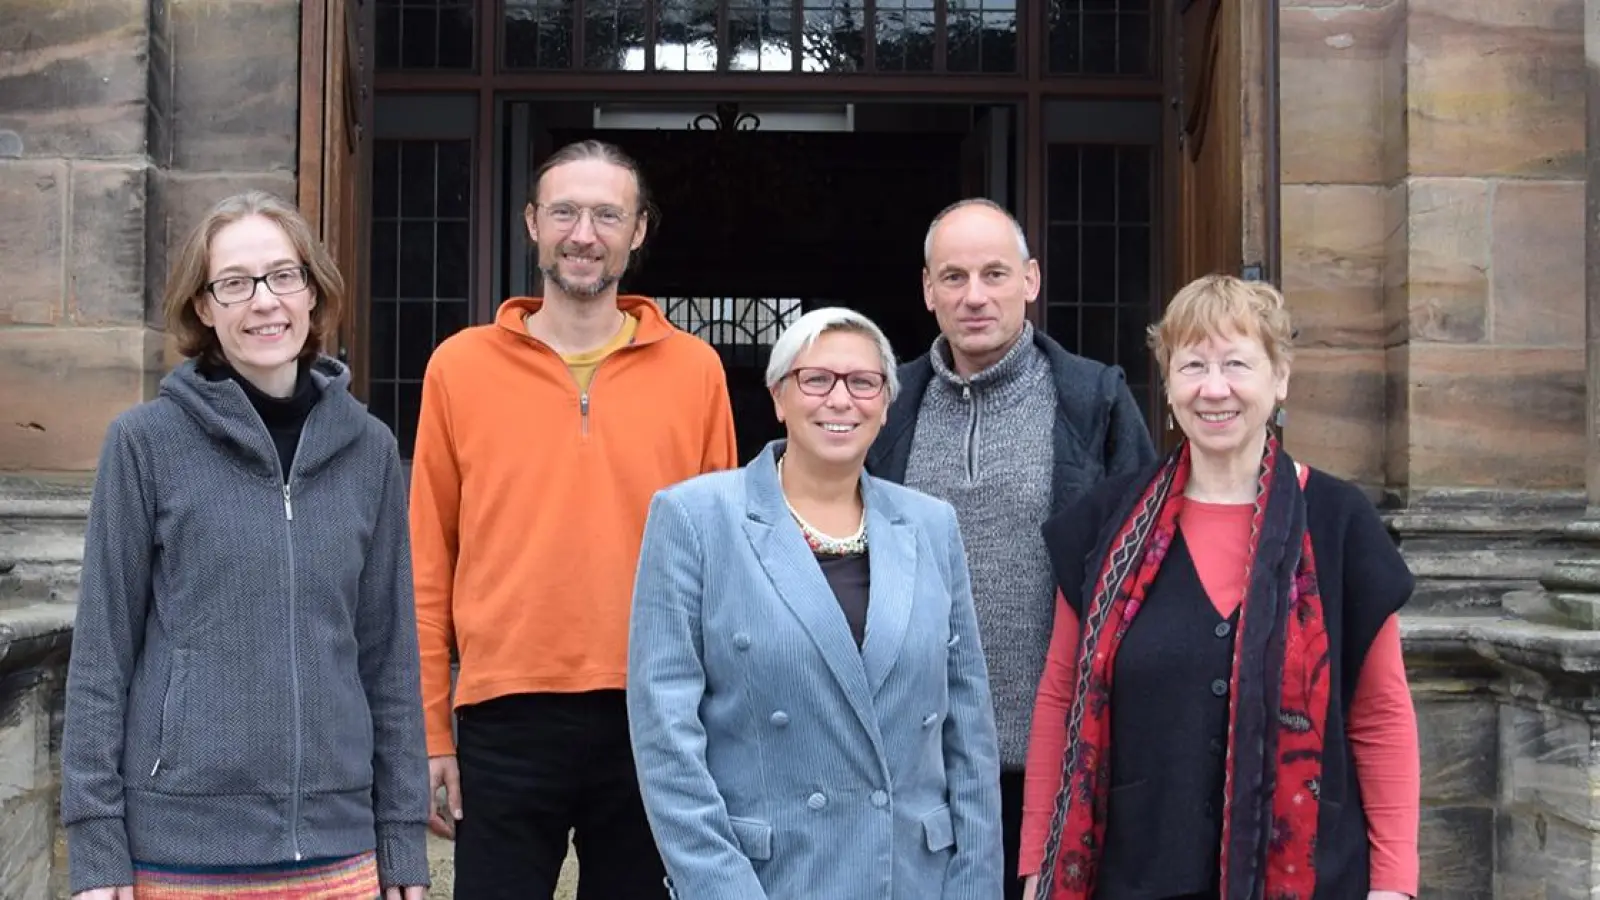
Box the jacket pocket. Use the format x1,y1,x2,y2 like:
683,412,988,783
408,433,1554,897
921,804,955,853
153,649,193,777
728,816,773,861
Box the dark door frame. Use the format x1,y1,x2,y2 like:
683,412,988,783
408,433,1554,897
370,0,1172,337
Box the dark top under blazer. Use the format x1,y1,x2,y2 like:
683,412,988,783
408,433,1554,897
1040,465,1415,900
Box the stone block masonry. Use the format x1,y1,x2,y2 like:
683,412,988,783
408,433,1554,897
0,0,301,476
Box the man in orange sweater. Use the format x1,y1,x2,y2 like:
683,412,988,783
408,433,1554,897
408,139,738,899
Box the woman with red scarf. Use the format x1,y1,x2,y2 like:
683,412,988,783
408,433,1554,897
1019,274,1419,900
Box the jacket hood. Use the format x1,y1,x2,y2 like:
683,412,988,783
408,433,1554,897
159,355,370,479
494,294,679,346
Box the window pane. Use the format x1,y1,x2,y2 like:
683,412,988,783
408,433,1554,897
399,143,436,218
946,7,981,72
1047,145,1079,223
377,1,477,71
585,0,649,70
436,222,471,299
729,0,795,71
801,0,865,72
1080,146,1116,223
398,302,435,380
1044,141,1158,433
369,300,397,381
437,142,472,218
368,137,476,458
397,383,423,458
438,4,475,68
504,0,575,69
1049,0,1149,75
980,9,1018,73
657,0,720,70
873,0,935,72
371,221,399,300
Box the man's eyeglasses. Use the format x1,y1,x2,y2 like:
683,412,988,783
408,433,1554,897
787,368,887,400
205,266,310,307
539,202,632,232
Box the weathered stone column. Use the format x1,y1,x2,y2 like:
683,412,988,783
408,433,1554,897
1538,0,1600,628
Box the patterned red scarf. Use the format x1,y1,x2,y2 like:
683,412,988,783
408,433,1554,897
1039,435,1330,900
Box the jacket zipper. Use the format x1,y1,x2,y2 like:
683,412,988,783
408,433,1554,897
962,384,980,481
573,353,625,438
282,436,306,862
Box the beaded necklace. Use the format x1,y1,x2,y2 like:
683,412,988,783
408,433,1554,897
776,456,868,556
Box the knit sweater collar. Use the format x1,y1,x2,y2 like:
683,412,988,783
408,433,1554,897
928,321,1045,404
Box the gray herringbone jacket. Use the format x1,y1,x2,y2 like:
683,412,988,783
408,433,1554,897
60,357,431,894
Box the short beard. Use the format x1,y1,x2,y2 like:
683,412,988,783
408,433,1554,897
541,264,620,300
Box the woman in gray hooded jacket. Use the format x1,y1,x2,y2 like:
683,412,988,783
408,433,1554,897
60,191,431,899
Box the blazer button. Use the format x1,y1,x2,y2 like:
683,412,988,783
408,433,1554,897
807,792,828,810
1214,621,1232,638
870,790,889,808
770,710,790,727
733,633,752,650
1211,678,1229,697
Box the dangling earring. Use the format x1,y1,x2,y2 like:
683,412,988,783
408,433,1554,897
1165,410,1174,432
1273,406,1286,429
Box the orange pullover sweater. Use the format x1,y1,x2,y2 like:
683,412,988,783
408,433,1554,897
409,295,738,756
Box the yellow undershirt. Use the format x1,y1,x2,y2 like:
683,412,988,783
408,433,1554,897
560,312,638,393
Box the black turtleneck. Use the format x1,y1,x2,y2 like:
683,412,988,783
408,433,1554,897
202,359,321,481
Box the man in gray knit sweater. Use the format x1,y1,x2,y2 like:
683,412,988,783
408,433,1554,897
867,198,1156,899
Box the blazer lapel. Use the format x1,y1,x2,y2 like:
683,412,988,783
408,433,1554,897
742,443,883,750
859,480,916,698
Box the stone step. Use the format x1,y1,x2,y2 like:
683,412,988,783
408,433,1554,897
1385,490,1587,614
0,478,91,610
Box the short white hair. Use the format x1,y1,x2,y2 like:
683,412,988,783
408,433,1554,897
765,307,900,401
922,197,1030,266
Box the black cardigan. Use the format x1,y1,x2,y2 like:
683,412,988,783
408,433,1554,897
1040,463,1415,900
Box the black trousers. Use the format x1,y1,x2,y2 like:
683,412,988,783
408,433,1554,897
1003,769,1026,900
453,690,667,900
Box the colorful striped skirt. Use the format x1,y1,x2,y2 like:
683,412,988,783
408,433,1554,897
131,851,380,899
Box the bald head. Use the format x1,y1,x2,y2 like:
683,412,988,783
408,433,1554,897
920,197,1041,378
922,198,1030,267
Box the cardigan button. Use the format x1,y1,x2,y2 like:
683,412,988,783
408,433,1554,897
770,711,790,727
1210,678,1229,697
1214,621,1232,638
807,792,828,810
733,633,752,650
870,790,889,808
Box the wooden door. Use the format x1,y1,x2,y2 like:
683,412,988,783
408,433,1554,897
298,0,377,401
1169,0,1277,444
1174,0,1275,286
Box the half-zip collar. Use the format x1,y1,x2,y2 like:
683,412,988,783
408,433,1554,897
493,293,677,353
929,320,1048,410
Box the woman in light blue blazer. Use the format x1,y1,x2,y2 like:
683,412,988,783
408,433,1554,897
627,307,1004,900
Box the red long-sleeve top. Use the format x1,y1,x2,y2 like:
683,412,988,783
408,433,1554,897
1019,499,1421,895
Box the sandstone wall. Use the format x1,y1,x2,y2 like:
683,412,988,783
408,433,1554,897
0,0,301,475
1279,0,1588,495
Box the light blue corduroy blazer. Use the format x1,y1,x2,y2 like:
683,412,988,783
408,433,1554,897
627,440,1004,900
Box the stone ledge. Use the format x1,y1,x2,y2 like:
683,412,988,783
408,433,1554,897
1404,612,1600,686
0,603,74,675
0,477,93,521
1385,490,1587,613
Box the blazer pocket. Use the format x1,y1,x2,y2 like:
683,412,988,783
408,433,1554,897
921,804,955,853
729,816,773,861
